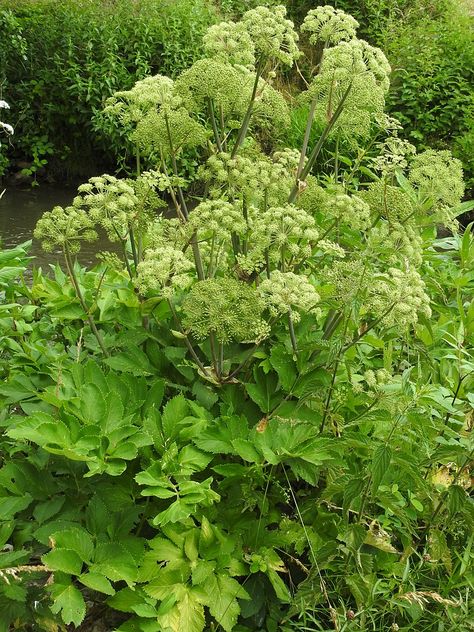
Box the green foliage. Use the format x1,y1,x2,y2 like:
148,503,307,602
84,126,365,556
1,5,474,632
0,0,217,178
329,0,474,193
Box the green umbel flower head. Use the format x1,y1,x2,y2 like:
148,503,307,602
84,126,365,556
203,21,256,69
241,5,300,66
409,149,464,210
103,75,178,126
301,6,359,46
187,200,247,240
182,277,269,343
259,271,321,322
175,59,248,118
34,205,97,255
74,175,138,242
136,246,194,298
132,107,208,158
367,265,431,327
240,204,319,272
303,39,390,140
359,182,414,224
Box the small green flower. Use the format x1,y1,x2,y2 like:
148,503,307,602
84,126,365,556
302,6,359,46
34,205,97,255
182,277,269,343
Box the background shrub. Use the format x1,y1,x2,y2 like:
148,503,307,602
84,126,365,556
0,0,217,179
331,0,474,193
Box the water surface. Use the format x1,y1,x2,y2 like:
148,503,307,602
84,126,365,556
0,184,115,268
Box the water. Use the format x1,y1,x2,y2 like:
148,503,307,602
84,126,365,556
0,184,116,269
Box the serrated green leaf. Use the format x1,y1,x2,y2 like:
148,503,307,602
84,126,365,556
50,527,94,563
92,543,138,584
79,572,115,595
42,548,83,575
49,582,86,626
371,444,392,494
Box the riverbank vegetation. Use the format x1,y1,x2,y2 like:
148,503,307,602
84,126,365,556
0,0,473,192
1,5,473,631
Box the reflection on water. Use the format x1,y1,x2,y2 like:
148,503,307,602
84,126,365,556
0,184,118,269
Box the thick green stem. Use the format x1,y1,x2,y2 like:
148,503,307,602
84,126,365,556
296,94,318,181
167,298,210,377
64,248,109,357
129,227,139,269
207,98,223,153
288,311,298,355
231,60,264,159
288,80,353,204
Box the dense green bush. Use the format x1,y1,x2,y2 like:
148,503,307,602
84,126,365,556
330,0,474,192
1,6,474,631
0,0,216,179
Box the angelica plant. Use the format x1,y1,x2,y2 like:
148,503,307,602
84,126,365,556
34,3,466,389
14,6,474,632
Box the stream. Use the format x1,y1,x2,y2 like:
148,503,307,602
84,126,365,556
0,184,117,269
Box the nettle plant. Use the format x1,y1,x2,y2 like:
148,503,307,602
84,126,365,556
2,5,474,632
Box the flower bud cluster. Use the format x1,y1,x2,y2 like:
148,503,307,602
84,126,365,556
175,59,248,118
136,246,194,298
372,136,416,175
409,149,464,213
304,40,388,140
182,277,269,343
202,151,292,205
245,204,319,269
103,75,178,126
360,182,414,223
330,192,371,230
367,265,431,327
132,107,208,158
203,21,255,69
241,5,299,66
368,222,423,266
187,200,247,241
34,205,97,255
259,271,320,322
74,175,138,242
301,6,359,46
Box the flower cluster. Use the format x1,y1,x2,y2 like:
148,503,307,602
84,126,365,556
175,59,248,118
241,5,299,66
372,135,416,175
102,75,178,127
409,149,464,210
182,277,269,343
259,271,320,322
329,192,371,230
301,6,359,46
203,21,255,69
243,204,319,271
360,182,414,223
132,107,208,159
187,200,246,240
249,74,291,134
202,150,293,205
34,206,97,255
0,99,13,143
74,175,138,242
367,265,431,327
368,221,423,266
303,39,389,140
136,246,194,298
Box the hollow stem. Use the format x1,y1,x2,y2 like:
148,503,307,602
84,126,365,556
288,80,353,204
207,98,223,153
231,59,264,159
64,247,109,357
